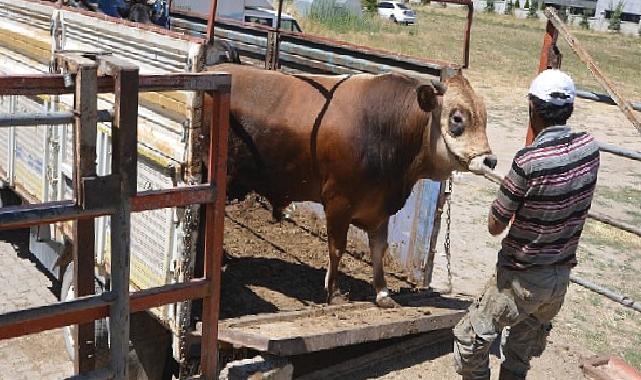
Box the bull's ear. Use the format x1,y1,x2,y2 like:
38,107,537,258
416,84,438,112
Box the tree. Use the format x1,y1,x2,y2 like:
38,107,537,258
485,0,495,13
580,9,591,29
608,1,625,31
514,0,520,8
540,0,546,10
525,0,530,8
528,0,539,16
506,0,514,14
363,0,378,12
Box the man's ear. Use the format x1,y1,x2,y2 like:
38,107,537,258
417,84,439,113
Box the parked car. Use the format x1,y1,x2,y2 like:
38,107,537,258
377,1,416,24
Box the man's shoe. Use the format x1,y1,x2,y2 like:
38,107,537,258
498,366,526,380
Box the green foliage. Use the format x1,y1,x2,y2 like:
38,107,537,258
505,0,514,14
308,0,381,33
608,0,625,31
524,0,530,8
514,0,520,8
363,0,378,12
485,0,495,13
580,9,591,29
528,0,538,17
540,0,546,10
558,6,568,22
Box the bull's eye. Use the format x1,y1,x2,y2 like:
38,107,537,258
449,110,465,137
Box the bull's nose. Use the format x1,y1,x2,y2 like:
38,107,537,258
483,155,497,170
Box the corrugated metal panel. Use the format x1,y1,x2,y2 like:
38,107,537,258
388,180,441,283
129,160,175,291
14,125,45,201
0,96,12,177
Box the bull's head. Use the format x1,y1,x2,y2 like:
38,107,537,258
427,71,496,176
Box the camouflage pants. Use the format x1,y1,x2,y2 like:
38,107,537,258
453,265,571,379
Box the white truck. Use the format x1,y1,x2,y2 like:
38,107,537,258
171,0,303,32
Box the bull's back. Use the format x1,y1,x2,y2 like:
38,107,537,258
210,65,355,204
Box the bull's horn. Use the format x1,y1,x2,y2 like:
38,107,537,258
430,79,447,95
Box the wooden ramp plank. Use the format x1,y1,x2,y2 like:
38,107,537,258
216,293,470,356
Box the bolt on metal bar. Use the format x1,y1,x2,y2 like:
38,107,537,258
0,110,113,127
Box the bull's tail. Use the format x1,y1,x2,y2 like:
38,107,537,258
209,40,241,65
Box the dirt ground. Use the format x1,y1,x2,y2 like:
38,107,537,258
218,77,641,379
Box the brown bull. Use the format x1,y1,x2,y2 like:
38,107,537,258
207,63,495,307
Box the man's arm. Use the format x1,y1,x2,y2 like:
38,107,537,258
488,212,508,236
488,159,528,235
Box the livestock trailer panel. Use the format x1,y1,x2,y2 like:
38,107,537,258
0,0,211,365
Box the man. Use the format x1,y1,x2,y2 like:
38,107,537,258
453,69,600,380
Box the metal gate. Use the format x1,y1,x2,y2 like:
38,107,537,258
0,52,230,380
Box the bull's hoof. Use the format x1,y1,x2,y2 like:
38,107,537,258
326,290,349,305
375,295,399,308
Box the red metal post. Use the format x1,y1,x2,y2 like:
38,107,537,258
200,90,230,379
206,0,219,43
72,60,98,374
463,2,472,69
108,59,139,380
526,19,559,145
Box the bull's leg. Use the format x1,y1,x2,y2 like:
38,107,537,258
368,218,398,308
323,199,351,305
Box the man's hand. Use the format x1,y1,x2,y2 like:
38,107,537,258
488,211,508,236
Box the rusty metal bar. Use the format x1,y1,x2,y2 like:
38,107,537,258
0,110,113,127
0,73,232,95
0,201,113,230
108,57,139,380
131,185,216,212
544,7,641,135
71,57,98,374
0,295,112,341
527,19,559,145
0,279,210,341
200,90,230,379
206,0,219,42
130,279,210,312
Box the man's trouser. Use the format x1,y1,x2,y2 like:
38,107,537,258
453,265,571,379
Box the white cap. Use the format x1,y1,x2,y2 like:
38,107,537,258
528,69,576,106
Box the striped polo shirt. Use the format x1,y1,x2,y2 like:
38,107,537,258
491,126,600,269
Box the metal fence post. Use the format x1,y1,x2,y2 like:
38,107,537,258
71,56,98,374
102,57,139,380
200,89,230,379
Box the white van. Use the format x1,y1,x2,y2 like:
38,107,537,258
171,0,302,32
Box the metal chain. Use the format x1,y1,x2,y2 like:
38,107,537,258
444,178,453,294
178,206,196,378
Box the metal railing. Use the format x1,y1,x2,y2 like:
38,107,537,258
0,53,231,379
